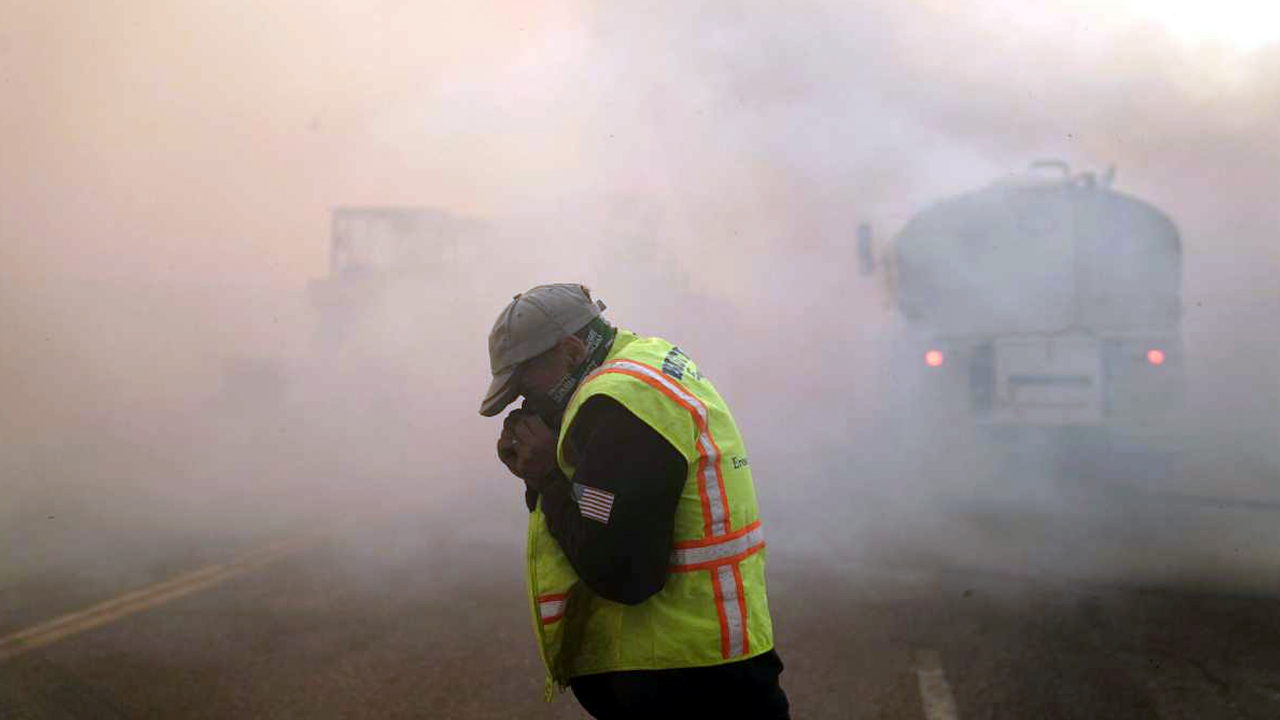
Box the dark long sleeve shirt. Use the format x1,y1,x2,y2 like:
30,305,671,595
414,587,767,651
526,395,687,605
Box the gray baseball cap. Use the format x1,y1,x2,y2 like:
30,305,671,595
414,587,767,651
479,283,606,417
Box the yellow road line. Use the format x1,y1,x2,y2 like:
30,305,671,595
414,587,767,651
0,536,322,663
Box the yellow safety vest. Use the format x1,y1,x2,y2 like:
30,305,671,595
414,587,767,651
526,330,775,699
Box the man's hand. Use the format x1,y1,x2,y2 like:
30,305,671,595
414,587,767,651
497,410,558,486
496,410,526,474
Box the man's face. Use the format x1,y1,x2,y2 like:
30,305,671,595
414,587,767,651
513,336,589,425
515,344,574,404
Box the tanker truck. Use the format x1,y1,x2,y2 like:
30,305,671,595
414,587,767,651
861,161,1185,475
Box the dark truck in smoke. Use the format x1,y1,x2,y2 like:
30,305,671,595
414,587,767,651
865,161,1184,470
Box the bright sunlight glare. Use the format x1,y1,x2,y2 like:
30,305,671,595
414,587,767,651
1126,0,1280,50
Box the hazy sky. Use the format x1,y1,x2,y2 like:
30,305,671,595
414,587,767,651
2,0,1277,440
4,1,1276,274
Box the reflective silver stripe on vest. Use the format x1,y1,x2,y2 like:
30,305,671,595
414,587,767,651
538,596,566,623
716,565,746,657
670,524,765,569
596,359,729,536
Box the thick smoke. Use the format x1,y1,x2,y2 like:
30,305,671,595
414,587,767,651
2,0,1277,600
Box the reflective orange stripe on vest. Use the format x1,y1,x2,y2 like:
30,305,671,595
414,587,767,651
671,520,765,658
584,358,762,659
670,520,766,572
538,593,567,625
587,359,732,536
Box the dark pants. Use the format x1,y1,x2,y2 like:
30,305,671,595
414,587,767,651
569,650,790,720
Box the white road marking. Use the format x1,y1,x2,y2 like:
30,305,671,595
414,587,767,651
913,649,961,720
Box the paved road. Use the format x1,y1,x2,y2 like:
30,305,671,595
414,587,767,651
4,466,1280,719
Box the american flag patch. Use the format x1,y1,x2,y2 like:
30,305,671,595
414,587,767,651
573,483,615,524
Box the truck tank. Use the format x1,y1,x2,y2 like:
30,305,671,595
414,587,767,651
874,161,1186,481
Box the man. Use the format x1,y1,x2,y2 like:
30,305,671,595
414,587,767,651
479,283,789,719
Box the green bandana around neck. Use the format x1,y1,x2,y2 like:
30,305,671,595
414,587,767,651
527,317,616,429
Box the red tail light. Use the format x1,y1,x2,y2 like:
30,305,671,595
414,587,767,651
925,350,945,368
1146,349,1166,366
